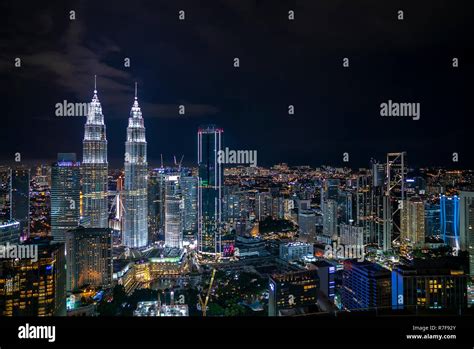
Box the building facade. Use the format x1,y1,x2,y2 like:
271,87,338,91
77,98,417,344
51,153,81,243
123,89,148,248
197,125,223,257
82,83,108,228
65,227,113,291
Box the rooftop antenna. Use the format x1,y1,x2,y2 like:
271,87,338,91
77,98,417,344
94,75,97,93
160,154,164,169
134,82,138,100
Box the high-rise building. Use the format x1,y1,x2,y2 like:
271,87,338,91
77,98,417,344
0,220,20,245
123,85,148,248
180,176,198,241
82,78,108,228
311,260,336,303
0,238,66,316
401,196,426,246
322,199,337,239
320,179,339,212
0,167,11,221
164,175,183,249
279,241,313,261
51,153,81,243
440,195,460,249
425,202,441,237
339,223,364,246
341,260,391,311
298,210,317,242
147,169,164,242
392,258,467,312
65,226,113,291
383,152,407,251
459,191,474,277
11,167,30,241
197,125,223,257
268,270,319,316
148,168,166,243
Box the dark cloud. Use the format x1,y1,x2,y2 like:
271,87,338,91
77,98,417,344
0,0,472,168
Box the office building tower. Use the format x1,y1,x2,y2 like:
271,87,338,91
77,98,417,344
425,203,441,237
401,196,426,246
342,260,391,311
181,176,198,240
338,190,355,225
312,260,336,303
279,241,313,261
148,168,166,241
339,223,364,246
383,152,407,251
82,78,108,228
440,195,460,249
0,239,66,316
65,227,113,291
147,172,159,236
123,85,148,248
0,220,20,245
392,258,467,312
256,192,273,220
51,153,81,243
323,199,337,239
320,179,339,212
164,175,183,249
11,167,30,241
298,210,317,242
268,270,319,316
355,175,372,244
0,167,10,220
197,125,223,257
459,191,474,277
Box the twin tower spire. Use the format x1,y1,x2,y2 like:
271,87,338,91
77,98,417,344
83,76,148,249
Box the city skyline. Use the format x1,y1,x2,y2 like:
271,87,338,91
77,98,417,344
0,1,473,345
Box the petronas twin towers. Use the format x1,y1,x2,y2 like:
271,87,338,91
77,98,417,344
82,78,148,249
123,85,148,248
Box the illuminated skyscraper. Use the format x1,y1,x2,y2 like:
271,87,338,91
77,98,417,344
401,196,425,246
148,168,166,243
123,84,148,248
440,195,460,249
11,167,30,241
0,239,67,316
82,77,108,228
197,125,223,257
51,153,80,243
165,175,183,249
181,175,198,241
65,226,113,292
459,191,474,279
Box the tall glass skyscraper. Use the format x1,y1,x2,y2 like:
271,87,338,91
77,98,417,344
440,195,460,249
181,175,198,240
148,168,166,243
123,86,148,248
197,125,223,257
165,175,183,249
11,167,30,241
51,153,81,243
82,79,108,228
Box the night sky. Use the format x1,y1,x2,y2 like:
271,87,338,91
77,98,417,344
1,0,473,168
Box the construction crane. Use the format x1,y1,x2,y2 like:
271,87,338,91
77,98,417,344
173,155,185,171
198,268,216,317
